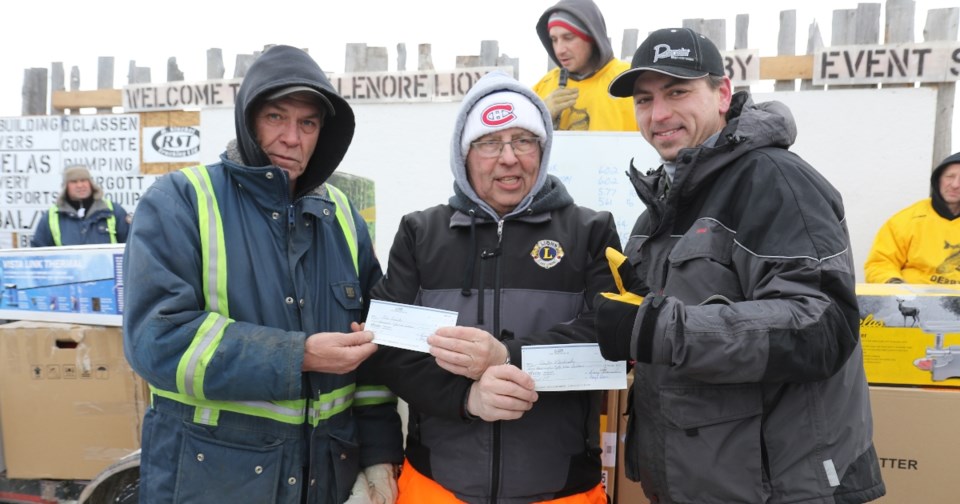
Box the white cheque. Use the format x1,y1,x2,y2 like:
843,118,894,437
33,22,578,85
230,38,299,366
521,343,627,392
365,300,459,353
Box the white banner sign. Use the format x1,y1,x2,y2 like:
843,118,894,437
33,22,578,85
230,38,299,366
0,115,158,241
722,50,761,85
122,68,509,112
815,41,960,85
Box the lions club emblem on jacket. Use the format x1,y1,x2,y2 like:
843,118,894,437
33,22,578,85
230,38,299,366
531,240,564,269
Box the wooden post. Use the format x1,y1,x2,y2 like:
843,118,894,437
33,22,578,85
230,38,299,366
800,21,825,90
21,68,47,115
684,19,726,51
418,43,435,71
923,7,960,168
70,66,80,91
345,43,367,72
97,56,114,113
775,10,797,92
207,48,225,79
480,40,499,67
734,14,750,94
499,54,520,79
50,63,64,115
167,57,184,82
621,28,638,60
884,0,916,89
397,43,407,72
366,47,388,72
234,54,255,78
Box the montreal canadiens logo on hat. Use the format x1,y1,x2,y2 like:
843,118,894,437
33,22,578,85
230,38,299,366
481,103,516,127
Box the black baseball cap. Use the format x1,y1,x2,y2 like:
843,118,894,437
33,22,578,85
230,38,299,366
609,28,725,98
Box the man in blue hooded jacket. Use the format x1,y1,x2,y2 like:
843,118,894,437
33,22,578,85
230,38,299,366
123,45,402,503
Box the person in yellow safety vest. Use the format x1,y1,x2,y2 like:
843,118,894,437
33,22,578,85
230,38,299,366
122,45,403,504
30,164,131,247
865,151,960,284
532,0,638,132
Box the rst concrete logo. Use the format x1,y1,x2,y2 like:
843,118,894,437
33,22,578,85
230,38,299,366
143,126,201,163
151,127,200,158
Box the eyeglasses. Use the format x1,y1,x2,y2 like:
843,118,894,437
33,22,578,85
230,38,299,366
470,137,541,158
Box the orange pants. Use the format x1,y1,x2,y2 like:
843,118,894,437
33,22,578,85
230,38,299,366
396,459,609,504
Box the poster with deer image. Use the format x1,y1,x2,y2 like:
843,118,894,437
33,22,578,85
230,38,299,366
857,283,960,387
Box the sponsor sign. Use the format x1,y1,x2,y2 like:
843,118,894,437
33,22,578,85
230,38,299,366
815,41,960,85
0,115,157,243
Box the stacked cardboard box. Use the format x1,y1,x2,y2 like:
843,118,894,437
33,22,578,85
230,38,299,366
870,386,959,503
0,321,148,479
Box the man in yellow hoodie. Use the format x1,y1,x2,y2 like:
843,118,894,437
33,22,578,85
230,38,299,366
865,152,960,284
533,0,638,131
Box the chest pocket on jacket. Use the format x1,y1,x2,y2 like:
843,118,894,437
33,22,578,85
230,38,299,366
330,280,363,313
665,219,743,303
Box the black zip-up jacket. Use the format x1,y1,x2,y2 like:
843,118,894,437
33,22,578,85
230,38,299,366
612,91,885,503
369,175,620,503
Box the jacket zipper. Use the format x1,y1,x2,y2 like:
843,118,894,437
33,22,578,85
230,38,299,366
490,219,504,503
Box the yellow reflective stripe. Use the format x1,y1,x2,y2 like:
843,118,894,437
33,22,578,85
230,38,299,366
354,385,397,406
48,206,62,246
176,312,231,399
104,199,117,244
151,386,307,426
309,384,356,426
182,165,229,316
327,184,359,276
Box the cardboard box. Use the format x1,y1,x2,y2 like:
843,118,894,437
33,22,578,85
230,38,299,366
0,244,125,327
600,389,618,501
857,283,960,387
870,386,960,503
0,321,147,479
614,372,651,504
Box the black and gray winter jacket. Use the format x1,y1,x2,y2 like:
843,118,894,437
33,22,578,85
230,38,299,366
368,71,621,503
617,92,885,504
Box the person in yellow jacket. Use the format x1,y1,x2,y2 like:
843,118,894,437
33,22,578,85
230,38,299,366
533,0,638,132
865,152,960,284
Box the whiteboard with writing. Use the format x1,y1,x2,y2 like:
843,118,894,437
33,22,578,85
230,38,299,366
548,87,936,282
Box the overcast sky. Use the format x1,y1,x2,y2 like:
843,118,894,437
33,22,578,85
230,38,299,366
2,0,959,147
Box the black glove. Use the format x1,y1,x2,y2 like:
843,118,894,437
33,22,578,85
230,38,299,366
595,247,644,362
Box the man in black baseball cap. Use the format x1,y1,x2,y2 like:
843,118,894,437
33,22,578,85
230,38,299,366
595,27,886,504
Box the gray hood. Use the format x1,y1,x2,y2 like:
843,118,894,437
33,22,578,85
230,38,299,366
233,45,355,199
450,71,554,220
535,0,614,79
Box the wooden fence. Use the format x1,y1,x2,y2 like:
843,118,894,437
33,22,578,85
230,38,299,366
17,0,960,168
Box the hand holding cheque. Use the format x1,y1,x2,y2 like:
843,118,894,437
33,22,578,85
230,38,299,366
366,300,625,392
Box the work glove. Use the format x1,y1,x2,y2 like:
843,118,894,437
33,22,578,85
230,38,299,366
344,464,399,504
595,247,644,362
364,463,399,504
543,87,579,120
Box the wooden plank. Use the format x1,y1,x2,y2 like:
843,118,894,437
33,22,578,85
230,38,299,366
51,89,121,110
734,14,749,93
775,10,797,91
207,48,225,79
21,68,47,115
885,0,915,43
366,47,389,71
760,55,813,80
801,20,825,90
397,43,407,72
884,0,916,89
345,43,366,72
50,63,64,115
621,28,638,60
924,7,960,169
480,40,499,67
418,43,435,71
